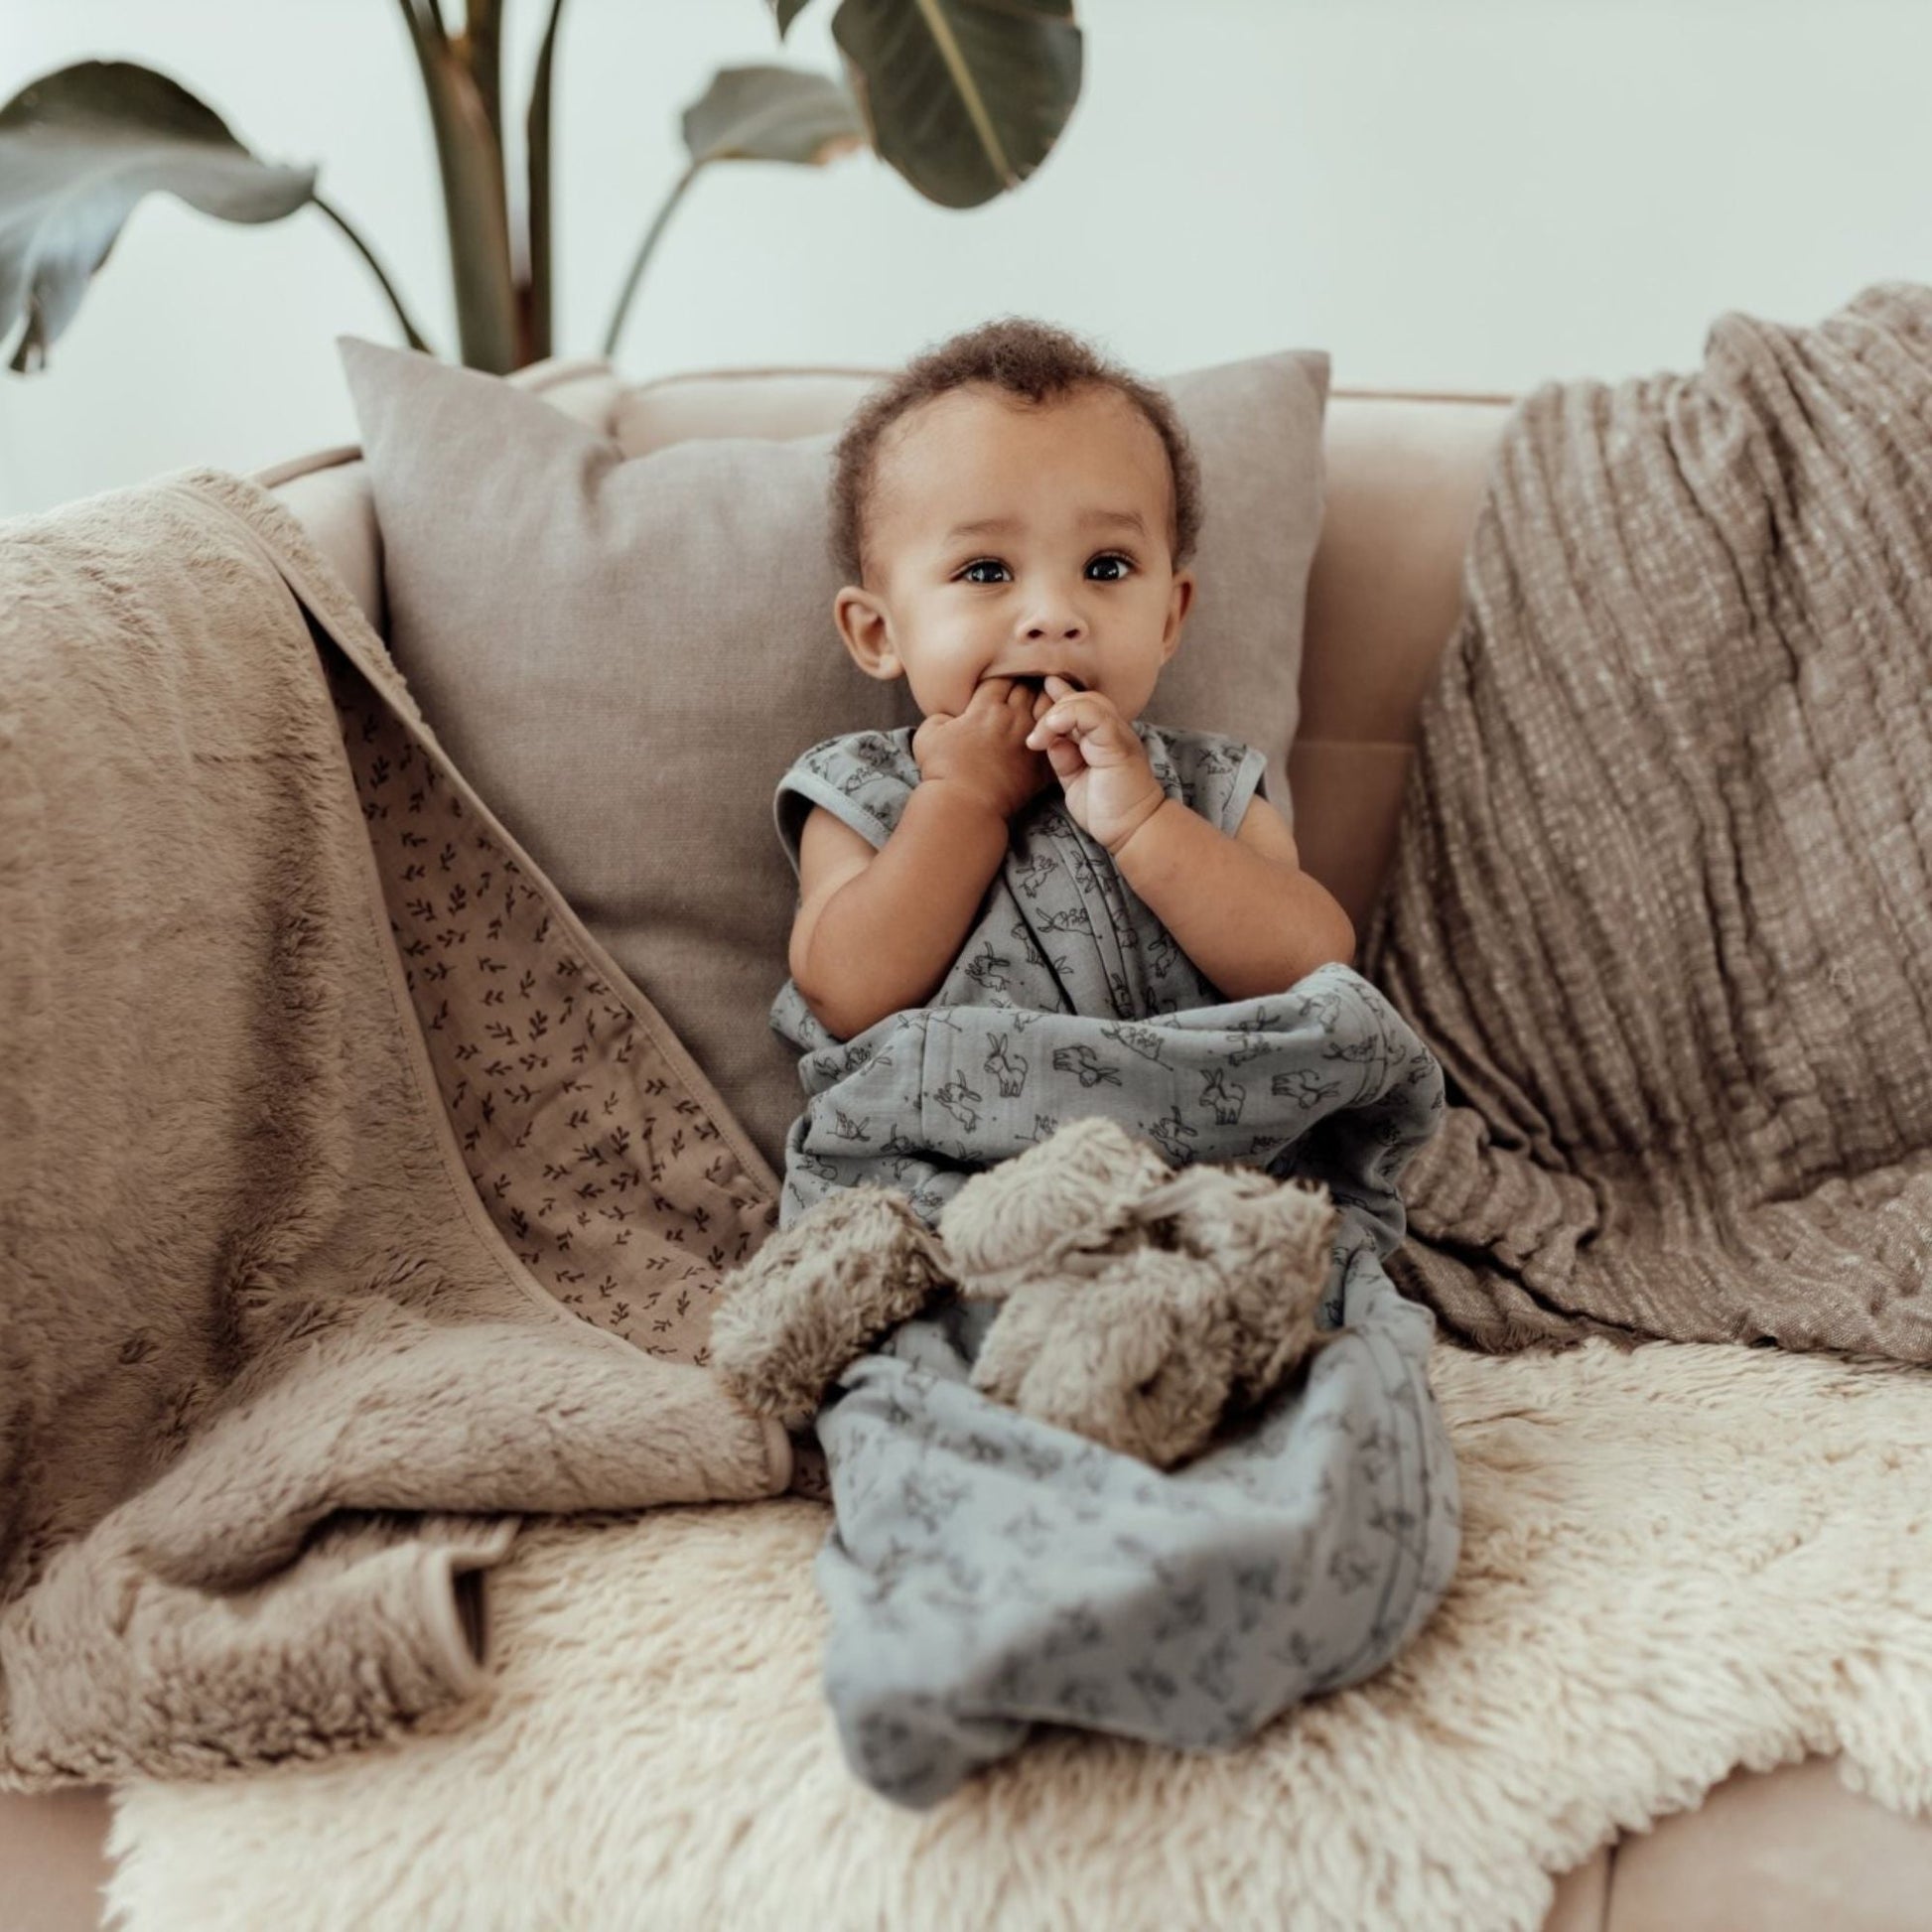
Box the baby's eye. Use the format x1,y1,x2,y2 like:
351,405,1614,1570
1086,553,1134,582
958,558,1012,585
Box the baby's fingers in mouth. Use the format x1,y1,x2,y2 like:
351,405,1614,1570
1005,672,1085,690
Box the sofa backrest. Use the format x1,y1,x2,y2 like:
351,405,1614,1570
261,358,1511,939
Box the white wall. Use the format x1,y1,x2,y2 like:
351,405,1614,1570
3,0,1928,520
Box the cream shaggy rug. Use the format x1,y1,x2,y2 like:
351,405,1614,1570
104,1334,1932,1932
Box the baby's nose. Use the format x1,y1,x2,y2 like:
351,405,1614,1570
1024,611,1086,641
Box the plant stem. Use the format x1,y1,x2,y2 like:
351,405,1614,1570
525,0,568,364
313,194,435,353
601,161,701,360
465,0,506,179
393,0,518,372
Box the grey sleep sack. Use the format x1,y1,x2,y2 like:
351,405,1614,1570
767,721,1461,1808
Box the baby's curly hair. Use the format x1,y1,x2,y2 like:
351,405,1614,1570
829,316,1203,586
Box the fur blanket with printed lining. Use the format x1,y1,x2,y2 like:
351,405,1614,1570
0,466,792,1791
1364,279,1932,1363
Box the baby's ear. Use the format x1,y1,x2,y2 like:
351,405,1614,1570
1161,568,1196,658
835,586,902,681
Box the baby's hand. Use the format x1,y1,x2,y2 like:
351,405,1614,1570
912,676,1056,823
1025,675,1167,853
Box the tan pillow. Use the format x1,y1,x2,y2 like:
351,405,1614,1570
339,336,1330,1179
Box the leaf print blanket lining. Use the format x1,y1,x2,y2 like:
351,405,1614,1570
0,466,792,1791
762,729,1463,1806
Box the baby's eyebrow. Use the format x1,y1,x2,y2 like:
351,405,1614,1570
942,507,1149,541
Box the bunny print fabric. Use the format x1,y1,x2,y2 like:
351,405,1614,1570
764,724,1461,1806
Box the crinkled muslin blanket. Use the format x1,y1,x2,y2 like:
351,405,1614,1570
763,728,1461,1805
0,467,793,1791
1362,278,1932,1362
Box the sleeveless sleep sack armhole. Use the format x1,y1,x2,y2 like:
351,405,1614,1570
770,730,915,883
1224,741,1271,837
1148,725,1272,841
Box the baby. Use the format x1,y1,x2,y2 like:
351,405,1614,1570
742,322,1459,1812
780,315,1355,1052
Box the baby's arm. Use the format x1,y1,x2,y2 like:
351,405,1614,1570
1114,790,1355,996
1024,677,1351,994
792,681,1051,1039
789,788,1008,1040
1028,672,1359,989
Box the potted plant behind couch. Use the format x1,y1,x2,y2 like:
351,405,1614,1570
0,0,1084,377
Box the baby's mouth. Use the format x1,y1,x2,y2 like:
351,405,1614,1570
1005,672,1086,693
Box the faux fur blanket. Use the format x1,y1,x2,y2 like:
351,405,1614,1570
0,468,792,1791
1362,279,1932,1360
103,1333,1932,1932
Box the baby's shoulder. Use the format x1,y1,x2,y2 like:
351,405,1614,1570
774,726,922,870
1137,721,1261,799
784,725,920,791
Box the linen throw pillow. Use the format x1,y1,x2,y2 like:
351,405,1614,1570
339,335,1330,1179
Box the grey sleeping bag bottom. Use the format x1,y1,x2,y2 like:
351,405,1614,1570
788,968,1461,1809
816,1230,1454,1809
767,728,1460,1807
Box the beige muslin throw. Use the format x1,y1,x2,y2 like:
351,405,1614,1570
1363,279,1932,1361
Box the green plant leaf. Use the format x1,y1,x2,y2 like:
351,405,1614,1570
681,64,866,169
605,65,862,358
830,0,1082,209
0,61,316,373
767,0,816,39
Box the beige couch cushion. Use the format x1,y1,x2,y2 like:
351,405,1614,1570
1292,394,1510,938
338,336,1330,1178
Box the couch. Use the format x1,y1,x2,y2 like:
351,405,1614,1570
5,348,1931,1932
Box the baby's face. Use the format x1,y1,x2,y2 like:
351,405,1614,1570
834,382,1194,723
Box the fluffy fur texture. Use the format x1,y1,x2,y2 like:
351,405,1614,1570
710,1116,1340,1468
937,1110,1177,1289
965,1249,1243,1468
104,1332,1932,1932
708,1186,954,1428
949,1117,1342,1467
